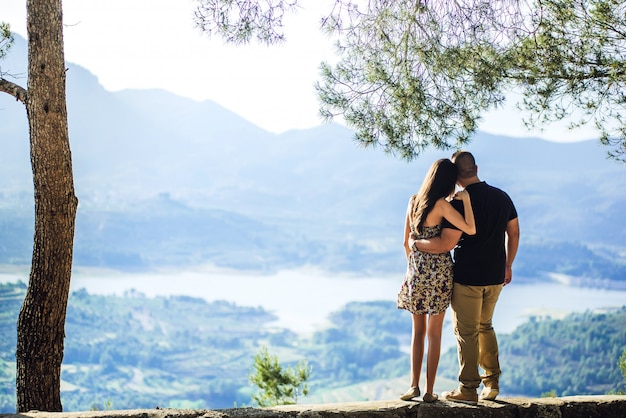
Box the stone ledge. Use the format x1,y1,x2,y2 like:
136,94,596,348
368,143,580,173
1,396,624,418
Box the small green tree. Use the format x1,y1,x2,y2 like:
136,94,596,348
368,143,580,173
541,389,558,398
249,346,311,407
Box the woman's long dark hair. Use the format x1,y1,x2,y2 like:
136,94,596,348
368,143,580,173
411,158,458,233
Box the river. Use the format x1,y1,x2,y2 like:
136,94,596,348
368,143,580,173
2,266,625,345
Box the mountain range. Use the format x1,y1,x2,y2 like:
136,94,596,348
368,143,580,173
1,34,625,281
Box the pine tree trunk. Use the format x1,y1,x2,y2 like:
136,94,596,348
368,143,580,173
16,0,78,412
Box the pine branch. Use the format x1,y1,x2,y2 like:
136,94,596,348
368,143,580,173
0,78,27,104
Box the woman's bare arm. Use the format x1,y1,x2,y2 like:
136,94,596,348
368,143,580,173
439,192,476,235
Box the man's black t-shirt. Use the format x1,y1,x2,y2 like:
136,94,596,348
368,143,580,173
442,181,517,286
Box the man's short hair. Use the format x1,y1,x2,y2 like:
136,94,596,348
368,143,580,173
452,151,477,179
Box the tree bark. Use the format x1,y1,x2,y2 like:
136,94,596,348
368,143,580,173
16,0,78,412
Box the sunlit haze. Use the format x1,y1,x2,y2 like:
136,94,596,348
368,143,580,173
4,0,597,141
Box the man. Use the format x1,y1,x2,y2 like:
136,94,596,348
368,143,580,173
412,151,520,404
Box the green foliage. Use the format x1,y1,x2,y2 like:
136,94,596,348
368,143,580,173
317,1,511,160
510,0,626,161
90,397,113,411
0,23,13,61
315,0,626,162
617,349,626,394
0,280,24,356
193,0,299,45
305,301,409,387
249,346,310,407
541,389,558,398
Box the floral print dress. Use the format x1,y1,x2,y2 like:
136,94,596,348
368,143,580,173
397,224,453,315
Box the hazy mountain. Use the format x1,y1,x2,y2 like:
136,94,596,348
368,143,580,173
1,34,625,280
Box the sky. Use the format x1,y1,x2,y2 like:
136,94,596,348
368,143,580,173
2,0,597,141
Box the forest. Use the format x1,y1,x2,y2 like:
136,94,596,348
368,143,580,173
0,280,624,412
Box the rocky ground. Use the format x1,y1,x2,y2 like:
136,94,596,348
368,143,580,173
1,396,625,418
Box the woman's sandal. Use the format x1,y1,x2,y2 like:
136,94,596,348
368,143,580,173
422,392,439,403
400,386,421,401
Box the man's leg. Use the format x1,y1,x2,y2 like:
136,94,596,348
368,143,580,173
478,284,503,400
450,283,482,393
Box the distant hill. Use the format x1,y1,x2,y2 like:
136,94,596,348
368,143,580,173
0,34,625,282
0,282,624,412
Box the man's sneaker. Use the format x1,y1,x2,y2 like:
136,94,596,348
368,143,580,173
442,389,478,405
479,382,500,401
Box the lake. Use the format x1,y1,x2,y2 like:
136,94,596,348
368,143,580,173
2,266,625,350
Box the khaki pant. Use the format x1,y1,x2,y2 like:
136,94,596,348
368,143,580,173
451,282,502,394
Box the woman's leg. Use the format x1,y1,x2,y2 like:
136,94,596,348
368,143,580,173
410,314,426,388
424,311,446,394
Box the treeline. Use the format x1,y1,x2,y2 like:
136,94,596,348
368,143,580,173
500,310,625,396
0,281,624,412
304,301,410,387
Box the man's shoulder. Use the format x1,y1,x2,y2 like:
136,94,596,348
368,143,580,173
475,181,502,192
483,182,518,217
486,182,507,193
482,182,514,200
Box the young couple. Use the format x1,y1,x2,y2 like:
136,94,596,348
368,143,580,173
397,151,520,404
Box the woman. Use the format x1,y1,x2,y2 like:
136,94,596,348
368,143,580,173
397,158,476,402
